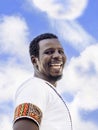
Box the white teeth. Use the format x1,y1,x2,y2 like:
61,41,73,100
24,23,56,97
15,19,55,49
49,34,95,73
50,63,63,66
52,66,60,69
50,64,61,69
51,64,61,66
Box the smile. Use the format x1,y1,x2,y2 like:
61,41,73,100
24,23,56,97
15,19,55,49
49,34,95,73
49,61,63,65
49,63,63,69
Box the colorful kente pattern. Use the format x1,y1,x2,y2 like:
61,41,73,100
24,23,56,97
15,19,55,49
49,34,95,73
14,103,42,125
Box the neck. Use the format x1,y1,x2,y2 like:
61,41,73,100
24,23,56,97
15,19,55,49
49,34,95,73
34,72,57,87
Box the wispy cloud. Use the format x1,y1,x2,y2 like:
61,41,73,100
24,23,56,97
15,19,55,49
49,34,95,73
51,20,96,51
29,0,96,51
31,0,88,20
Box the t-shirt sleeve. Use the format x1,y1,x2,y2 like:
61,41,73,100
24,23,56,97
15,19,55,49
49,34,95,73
13,79,48,126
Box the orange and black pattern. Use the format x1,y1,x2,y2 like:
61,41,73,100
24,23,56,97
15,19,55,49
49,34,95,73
14,103,42,125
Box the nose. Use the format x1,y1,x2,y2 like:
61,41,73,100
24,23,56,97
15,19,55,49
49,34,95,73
52,50,62,59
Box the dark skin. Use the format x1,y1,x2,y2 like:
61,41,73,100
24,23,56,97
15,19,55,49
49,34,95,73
13,119,39,130
13,38,66,130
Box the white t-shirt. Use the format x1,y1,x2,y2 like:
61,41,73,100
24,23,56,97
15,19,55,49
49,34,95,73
14,77,72,130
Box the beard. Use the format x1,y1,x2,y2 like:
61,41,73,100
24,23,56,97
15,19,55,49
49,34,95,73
48,74,63,82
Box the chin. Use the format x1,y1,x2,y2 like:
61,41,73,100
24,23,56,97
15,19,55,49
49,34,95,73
48,74,63,81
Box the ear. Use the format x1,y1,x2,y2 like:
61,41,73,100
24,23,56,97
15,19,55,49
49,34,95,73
31,56,36,65
31,55,38,69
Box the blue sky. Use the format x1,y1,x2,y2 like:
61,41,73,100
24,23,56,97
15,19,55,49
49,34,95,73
0,0,98,130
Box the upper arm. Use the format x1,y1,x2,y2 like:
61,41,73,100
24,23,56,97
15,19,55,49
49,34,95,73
13,118,39,130
13,79,48,130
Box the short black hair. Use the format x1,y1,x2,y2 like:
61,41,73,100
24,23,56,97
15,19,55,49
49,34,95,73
29,33,58,58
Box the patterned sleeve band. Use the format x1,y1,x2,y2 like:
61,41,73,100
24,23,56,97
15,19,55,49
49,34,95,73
14,103,43,126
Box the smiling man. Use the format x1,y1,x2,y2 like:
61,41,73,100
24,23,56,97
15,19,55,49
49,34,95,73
13,33,72,130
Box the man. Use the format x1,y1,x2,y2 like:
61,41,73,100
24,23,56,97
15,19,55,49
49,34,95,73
13,33,72,130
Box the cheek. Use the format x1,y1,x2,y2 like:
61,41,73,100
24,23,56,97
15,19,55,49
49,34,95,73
41,56,49,64
39,58,48,70
43,60,50,71
63,55,67,64
39,55,50,70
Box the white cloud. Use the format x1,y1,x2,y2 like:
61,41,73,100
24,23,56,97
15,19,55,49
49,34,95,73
69,100,98,130
1,115,12,130
58,44,98,130
58,44,98,110
0,15,29,60
51,20,96,51
0,2,97,129
0,60,32,103
0,14,34,130
0,15,33,102
28,0,96,51
31,0,88,20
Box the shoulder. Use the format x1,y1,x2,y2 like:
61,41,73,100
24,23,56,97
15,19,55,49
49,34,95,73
14,77,49,117
16,77,47,96
15,77,49,106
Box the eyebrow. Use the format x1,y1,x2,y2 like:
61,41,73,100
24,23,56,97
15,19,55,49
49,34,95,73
44,47,64,51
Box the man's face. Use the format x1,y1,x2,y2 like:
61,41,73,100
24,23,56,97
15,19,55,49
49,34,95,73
36,38,66,81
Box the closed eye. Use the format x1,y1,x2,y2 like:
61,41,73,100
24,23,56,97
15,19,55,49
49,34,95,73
58,49,64,55
44,49,54,55
44,49,65,55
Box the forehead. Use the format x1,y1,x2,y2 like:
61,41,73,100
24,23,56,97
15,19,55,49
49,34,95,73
39,38,63,51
